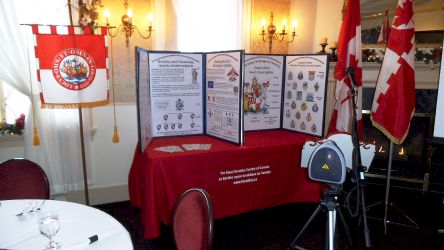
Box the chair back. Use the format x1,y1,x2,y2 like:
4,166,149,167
172,188,213,250
0,158,50,200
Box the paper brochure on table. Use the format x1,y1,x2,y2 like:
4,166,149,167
154,146,184,153
135,48,244,152
182,144,212,151
243,55,284,131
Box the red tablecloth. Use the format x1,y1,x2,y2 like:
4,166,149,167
129,130,324,239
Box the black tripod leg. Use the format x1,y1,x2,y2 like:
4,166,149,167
337,207,353,247
289,204,323,249
360,185,372,248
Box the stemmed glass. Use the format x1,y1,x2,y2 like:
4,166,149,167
38,211,61,249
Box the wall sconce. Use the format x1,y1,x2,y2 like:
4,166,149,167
104,0,153,47
260,12,297,53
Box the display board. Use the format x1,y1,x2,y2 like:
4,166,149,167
243,54,284,131
148,52,204,137
282,55,329,137
206,51,244,144
136,50,328,152
135,48,244,152
135,48,153,153
243,54,329,137
433,39,444,138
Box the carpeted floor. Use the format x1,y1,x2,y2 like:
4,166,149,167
95,184,444,250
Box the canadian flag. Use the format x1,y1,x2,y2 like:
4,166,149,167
328,0,363,135
377,8,391,44
371,0,416,144
33,25,109,108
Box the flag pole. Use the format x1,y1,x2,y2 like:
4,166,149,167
383,141,394,234
367,0,418,233
78,108,90,205
68,0,90,206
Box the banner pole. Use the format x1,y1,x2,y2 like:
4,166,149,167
79,108,90,205
68,0,90,205
383,141,394,234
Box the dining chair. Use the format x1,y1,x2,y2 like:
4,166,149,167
172,188,214,250
0,158,50,200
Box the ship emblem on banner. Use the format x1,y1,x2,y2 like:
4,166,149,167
32,25,109,108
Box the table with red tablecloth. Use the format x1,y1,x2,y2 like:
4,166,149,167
129,130,324,240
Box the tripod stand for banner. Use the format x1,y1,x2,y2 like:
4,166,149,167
366,141,418,234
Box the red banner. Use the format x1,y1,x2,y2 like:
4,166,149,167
371,0,416,144
33,25,109,108
328,0,363,136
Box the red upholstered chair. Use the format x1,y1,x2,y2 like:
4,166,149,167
0,158,50,200
172,188,214,250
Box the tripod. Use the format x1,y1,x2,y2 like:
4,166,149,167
366,141,419,233
289,185,353,250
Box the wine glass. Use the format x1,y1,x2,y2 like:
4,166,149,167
38,211,61,249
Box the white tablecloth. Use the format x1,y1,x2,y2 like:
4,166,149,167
0,199,133,250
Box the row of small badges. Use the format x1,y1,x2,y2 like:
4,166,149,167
286,81,322,93
156,122,197,131
286,101,320,113
289,119,318,133
288,70,325,81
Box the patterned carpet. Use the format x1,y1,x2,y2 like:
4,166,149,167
95,184,444,250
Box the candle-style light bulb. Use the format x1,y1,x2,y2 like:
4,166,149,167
282,19,287,30
292,20,297,32
127,8,133,23
261,18,266,34
147,13,153,26
104,9,110,25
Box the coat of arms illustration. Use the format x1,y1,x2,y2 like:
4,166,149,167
243,76,270,113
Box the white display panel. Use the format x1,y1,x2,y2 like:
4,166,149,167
135,47,152,153
205,51,244,144
148,52,204,137
282,55,329,137
243,55,284,131
433,39,444,138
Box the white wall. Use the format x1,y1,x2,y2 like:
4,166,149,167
288,0,318,54
89,104,138,188
312,0,343,53
0,136,24,162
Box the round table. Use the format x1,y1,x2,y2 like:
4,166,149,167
0,199,133,249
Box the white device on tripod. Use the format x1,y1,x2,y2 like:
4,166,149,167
301,133,376,172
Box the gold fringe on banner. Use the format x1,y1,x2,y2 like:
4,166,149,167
110,37,119,143
33,127,40,145
29,94,40,146
40,100,109,109
112,125,120,143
